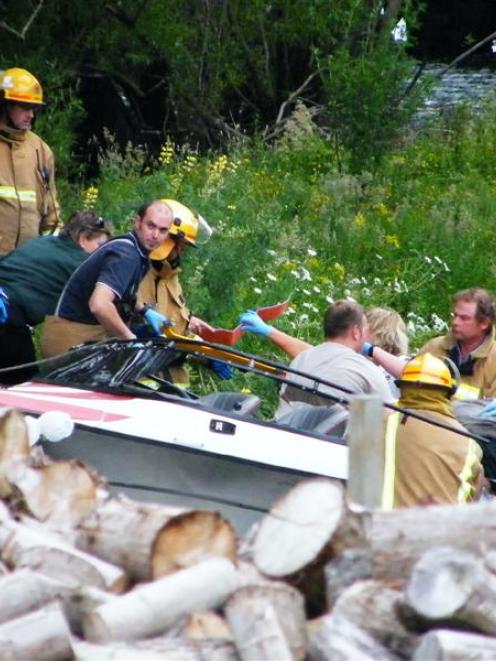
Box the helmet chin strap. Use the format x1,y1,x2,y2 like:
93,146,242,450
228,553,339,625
4,105,25,131
168,253,181,269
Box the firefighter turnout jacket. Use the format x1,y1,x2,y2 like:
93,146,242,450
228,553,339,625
382,408,483,509
138,261,192,384
0,126,59,256
421,328,496,399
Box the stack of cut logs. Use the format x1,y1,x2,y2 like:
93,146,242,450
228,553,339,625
0,408,495,660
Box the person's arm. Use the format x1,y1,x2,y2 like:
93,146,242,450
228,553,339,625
188,315,214,336
362,342,407,379
239,310,311,359
89,283,135,340
265,328,311,359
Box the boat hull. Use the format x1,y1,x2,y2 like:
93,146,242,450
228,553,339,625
42,425,323,533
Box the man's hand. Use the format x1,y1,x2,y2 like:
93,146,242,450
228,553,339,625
239,310,272,337
143,308,172,336
0,288,9,325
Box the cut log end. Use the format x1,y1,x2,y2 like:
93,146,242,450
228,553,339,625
152,510,237,578
253,478,345,577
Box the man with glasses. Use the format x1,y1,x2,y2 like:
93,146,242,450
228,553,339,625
0,211,111,384
420,288,496,399
0,67,60,255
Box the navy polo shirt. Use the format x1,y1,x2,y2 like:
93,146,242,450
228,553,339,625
55,231,149,324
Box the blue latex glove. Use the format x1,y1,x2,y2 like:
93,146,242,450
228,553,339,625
239,310,272,337
209,359,233,380
481,400,496,418
143,308,172,336
361,341,374,357
0,287,9,325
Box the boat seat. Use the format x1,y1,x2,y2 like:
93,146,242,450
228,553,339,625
198,392,262,416
277,403,348,437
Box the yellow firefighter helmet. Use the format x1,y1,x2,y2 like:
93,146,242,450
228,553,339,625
397,353,458,396
150,199,212,261
0,67,44,105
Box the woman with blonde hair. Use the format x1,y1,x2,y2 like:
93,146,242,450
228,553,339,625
365,307,408,356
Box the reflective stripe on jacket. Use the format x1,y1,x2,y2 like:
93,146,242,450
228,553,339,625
0,130,59,256
382,410,483,509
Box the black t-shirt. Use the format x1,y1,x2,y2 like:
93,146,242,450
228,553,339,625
55,232,149,324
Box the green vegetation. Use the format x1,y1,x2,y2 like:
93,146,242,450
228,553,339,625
65,96,496,372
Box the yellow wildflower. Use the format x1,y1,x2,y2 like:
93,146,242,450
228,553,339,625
82,185,98,209
385,234,400,248
353,212,366,227
333,262,346,280
373,202,391,218
159,139,174,165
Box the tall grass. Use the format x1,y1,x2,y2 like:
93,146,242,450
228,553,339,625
64,96,496,377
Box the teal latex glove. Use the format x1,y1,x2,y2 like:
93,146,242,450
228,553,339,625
481,400,496,418
239,310,272,337
143,308,172,336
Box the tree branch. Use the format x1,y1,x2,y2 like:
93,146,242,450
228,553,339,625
274,72,318,126
0,0,44,40
105,0,149,28
437,29,496,77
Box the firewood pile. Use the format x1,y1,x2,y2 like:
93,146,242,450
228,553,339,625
0,408,496,660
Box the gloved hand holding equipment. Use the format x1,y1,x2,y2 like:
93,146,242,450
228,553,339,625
209,359,233,380
481,400,496,418
0,287,9,325
239,310,273,337
142,307,172,336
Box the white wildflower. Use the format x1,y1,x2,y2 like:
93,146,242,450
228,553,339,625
307,248,317,257
267,273,277,282
253,287,262,294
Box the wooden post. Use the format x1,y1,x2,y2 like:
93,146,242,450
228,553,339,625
346,395,385,508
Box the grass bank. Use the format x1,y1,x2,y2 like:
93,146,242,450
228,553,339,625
59,98,496,381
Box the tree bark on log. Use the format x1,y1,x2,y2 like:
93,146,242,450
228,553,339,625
367,500,496,581
225,583,307,661
77,496,237,581
307,614,400,661
0,569,75,625
413,629,496,660
332,579,419,658
405,546,496,634
83,557,238,643
0,601,73,661
253,478,364,577
0,517,127,592
252,478,365,614
324,547,373,607
183,611,232,640
4,459,100,528
0,410,30,498
73,638,238,661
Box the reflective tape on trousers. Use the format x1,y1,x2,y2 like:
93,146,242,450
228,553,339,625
0,185,36,203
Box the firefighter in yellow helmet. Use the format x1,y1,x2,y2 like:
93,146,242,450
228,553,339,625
0,67,60,256
382,353,483,509
137,199,230,383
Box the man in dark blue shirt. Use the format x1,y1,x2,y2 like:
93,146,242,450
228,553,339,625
41,199,173,358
